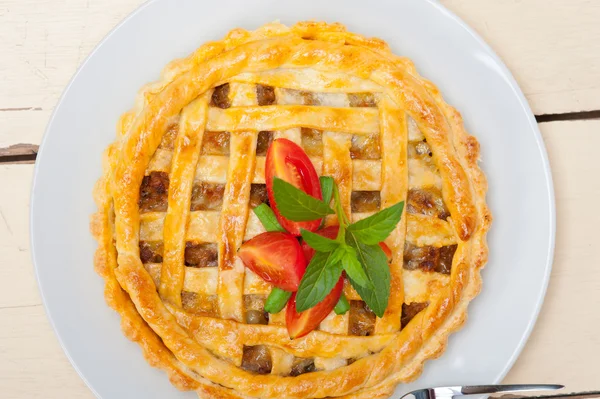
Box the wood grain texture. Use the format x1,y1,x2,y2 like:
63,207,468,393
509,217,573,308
1,121,599,397
1,0,600,156
0,306,92,399
0,165,93,398
0,0,141,154
0,144,38,157
0,165,40,309
1,0,600,397
444,0,600,115
504,120,600,390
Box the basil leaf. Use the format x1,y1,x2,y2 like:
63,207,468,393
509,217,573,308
334,293,350,315
320,176,334,206
295,248,344,312
328,245,347,265
253,204,286,232
341,247,370,288
301,229,340,253
332,181,349,226
347,201,404,245
264,287,292,313
272,177,335,222
345,231,390,317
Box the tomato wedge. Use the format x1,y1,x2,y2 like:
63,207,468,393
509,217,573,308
266,138,323,236
379,242,393,260
301,225,394,261
238,232,307,292
286,277,344,339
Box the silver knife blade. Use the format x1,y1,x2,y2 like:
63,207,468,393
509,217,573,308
494,391,600,399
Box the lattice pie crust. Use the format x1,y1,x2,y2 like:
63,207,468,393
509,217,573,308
91,21,491,399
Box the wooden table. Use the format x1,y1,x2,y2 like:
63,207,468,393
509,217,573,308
1,1,599,397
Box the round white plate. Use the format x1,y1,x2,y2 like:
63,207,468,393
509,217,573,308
30,0,555,398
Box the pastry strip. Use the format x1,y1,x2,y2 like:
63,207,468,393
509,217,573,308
170,307,395,360
216,83,259,322
315,92,352,368
374,97,408,334
207,105,379,135
149,152,380,190
231,69,382,93
267,87,301,375
159,95,210,306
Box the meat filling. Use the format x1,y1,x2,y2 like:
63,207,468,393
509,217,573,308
256,131,274,156
401,302,429,329
256,85,276,106
249,184,269,208
184,242,218,267
139,171,170,213
301,128,323,156
348,92,376,107
290,358,316,376
348,301,376,336
406,187,450,220
139,241,163,263
210,84,231,108
351,191,381,213
201,131,230,155
190,182,225,211
242,345,272,374
403,242,457,274
350,134,381,160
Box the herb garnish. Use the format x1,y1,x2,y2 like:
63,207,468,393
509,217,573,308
253,203,286,232
252,204,292,313
273,178,404,317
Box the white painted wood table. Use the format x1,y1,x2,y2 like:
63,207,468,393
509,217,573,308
1,1,599,397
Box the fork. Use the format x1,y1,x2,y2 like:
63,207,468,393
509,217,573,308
401,384,564,399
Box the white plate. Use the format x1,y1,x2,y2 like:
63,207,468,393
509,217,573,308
30,0,555,398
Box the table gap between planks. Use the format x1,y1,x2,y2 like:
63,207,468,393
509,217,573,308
1,0,599,398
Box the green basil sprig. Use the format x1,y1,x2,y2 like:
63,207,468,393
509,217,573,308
272,177,404,318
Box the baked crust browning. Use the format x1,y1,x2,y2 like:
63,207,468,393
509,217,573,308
91,21,491,399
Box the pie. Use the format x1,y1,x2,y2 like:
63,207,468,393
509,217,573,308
90,21,491,399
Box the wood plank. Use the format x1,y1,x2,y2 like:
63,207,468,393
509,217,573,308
0,164,91,398
0,165,41,309
504,120,600,389
0,144,38,165
1,0,600,155
0,108,49,150
443,0,600,115
0,0,141,156
0,305,92,399
1,120,599,396
0,0,141,110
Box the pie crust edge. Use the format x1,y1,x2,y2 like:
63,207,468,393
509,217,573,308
90,21,492,399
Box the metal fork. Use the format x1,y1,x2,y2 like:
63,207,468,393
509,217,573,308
401,384,565,399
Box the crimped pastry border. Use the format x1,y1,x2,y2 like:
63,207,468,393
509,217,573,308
90,21,491,399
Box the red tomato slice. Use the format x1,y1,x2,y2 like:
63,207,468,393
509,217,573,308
266,138,322,236
301,225,394,261
286,277,344,339
238,232,307,291
379,242,393,260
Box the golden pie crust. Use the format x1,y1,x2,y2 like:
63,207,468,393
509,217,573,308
90,21,491,399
